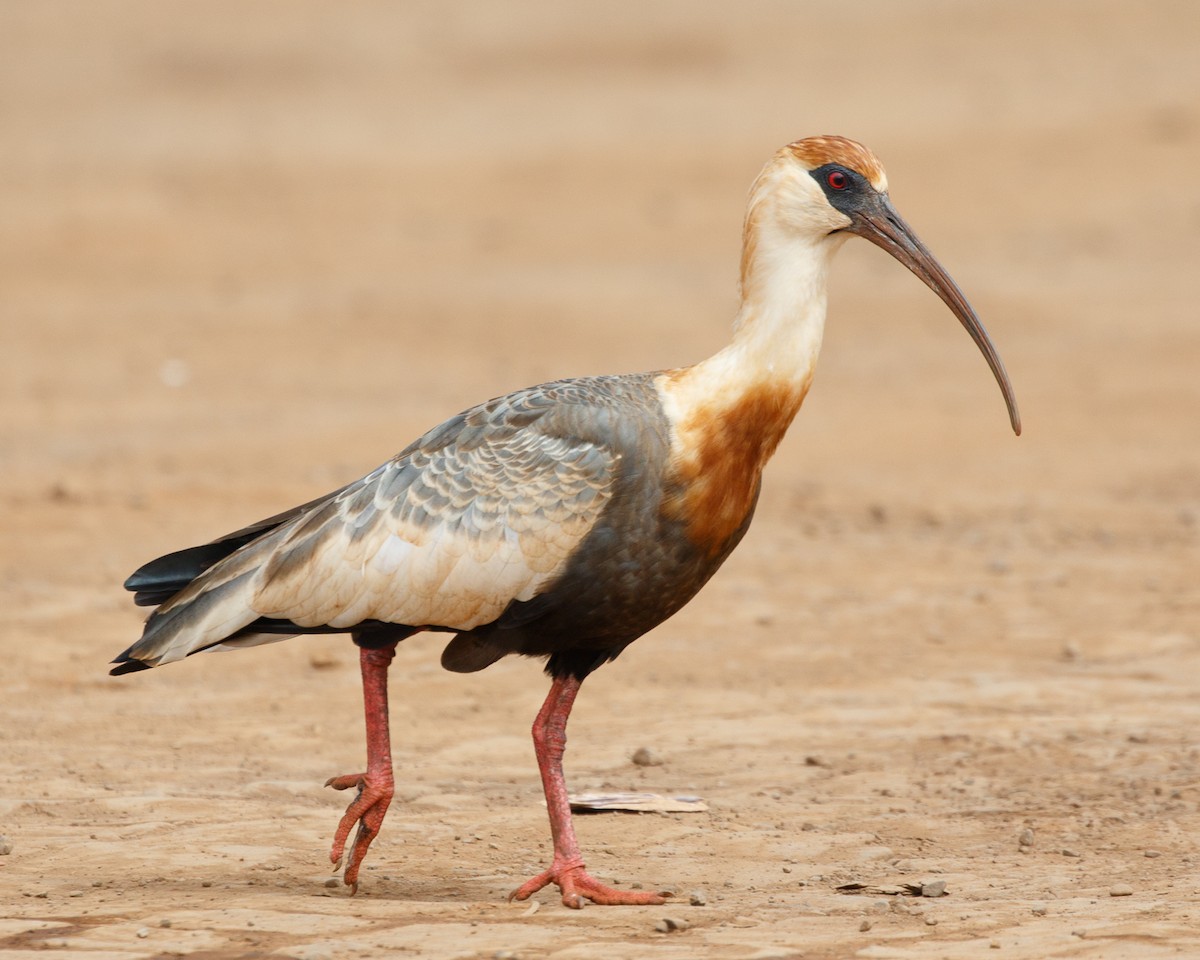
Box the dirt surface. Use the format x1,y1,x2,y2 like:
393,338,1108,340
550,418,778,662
4,3,1200,958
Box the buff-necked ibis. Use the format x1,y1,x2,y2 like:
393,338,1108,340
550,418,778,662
113,136,1020,908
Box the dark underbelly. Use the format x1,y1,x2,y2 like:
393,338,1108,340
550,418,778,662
470,485,760,677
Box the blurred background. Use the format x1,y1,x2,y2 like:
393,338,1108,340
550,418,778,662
2,2,1199,954
4,1,1197,508
4,0,1197,664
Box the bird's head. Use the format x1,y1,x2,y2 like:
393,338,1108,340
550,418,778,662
746,135,1021,436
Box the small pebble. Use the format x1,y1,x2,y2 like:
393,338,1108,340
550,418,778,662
688,890,707,906
655,917,689,933
324,878,340,888
924,916,939,926
1031,904,1047,916
1144,850,1162,858
160,919,173,928
920,880,947,898
0,837,12,856
201,880,213,887
68,890,84,898
494,952,518,960
989,941,1001,949
859,919,871,932
632,747,663,767
1061,848,1081,858
136,928,149,939
1110,884,1134,897
1018,828,1035,848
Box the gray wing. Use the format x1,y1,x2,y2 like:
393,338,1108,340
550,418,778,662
122,381,629,669
253,406,616,629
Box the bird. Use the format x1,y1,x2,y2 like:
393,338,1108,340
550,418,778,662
112,135,1020,909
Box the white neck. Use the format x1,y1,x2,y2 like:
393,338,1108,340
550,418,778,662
665,203,845,415
653,170,848,550
726,216,842,385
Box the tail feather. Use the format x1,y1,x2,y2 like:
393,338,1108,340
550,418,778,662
122,495,333,606
109,656,154,676
125,542,253,606
113,482,426,677
113,568,263,673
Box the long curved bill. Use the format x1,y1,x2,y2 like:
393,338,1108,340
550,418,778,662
848,196,1021,436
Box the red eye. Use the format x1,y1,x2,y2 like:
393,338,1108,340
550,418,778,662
827,170,849,190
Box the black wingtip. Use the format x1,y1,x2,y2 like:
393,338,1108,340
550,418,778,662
110,657,153,676
123,542,245,599
131,589,179,607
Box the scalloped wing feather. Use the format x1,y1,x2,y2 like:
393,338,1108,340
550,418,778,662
249,408,617,632
115,379,638,672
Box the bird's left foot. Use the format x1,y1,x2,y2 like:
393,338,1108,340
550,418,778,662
325,770,394,891
509,857,669,908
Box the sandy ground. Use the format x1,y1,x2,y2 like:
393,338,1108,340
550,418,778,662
3,2,1200,958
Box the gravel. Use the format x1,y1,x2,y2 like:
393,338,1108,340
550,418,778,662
631,747,663,767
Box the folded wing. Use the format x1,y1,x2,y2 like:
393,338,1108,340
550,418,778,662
114,386,619,672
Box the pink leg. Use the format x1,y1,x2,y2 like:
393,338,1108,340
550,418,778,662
325,644,396,892
509,674,668,908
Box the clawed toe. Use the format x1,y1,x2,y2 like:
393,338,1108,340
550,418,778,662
326,770,393,890
509,860,668,908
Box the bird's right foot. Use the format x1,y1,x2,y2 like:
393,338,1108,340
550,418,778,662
325,770,394,891
509,857,669,909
